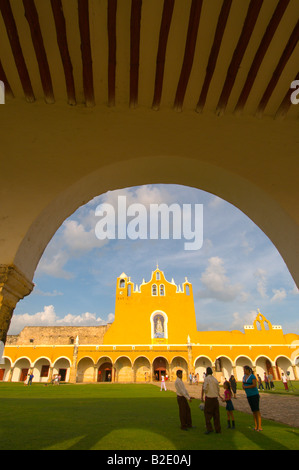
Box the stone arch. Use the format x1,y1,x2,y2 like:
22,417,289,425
11,156,299,290
12,357,31,382
255,356,274,382
275,355,294,380
194,356,213,382
235,356,254,381
114,356,133,383
32,357,52,383
215,356,234,383
0,357,12,382
77,357,95,383
152,356,169,382
53,357,72,383
0,154,297,347
97,356,113,383
170,356,188,382
133,356,151,382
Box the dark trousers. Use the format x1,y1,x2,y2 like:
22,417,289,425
177,396,192,429
204,397,221,433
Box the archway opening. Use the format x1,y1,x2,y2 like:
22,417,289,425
8,184,299,339
153,357,169,382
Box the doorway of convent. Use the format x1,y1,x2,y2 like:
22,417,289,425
266,359,274,377
20,369,29,382
98,362,112,382
153,357,168,381
59,369,67,382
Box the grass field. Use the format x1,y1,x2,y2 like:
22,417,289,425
0,383,298,450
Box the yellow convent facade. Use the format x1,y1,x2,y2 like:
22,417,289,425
1,268,299,385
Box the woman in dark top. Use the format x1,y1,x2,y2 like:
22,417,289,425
242,366,262,431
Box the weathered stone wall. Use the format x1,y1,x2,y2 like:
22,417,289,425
6,324,112,345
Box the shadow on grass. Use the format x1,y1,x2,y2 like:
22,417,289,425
0,384,297,450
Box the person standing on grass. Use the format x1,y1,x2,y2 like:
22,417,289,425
268,373,275,390
281,373,289,391
257,374,264,391
174,370,193,431
221,381,235,429
160,373,167,391
242,366,262,432
264,372,270,390
201,367,221,435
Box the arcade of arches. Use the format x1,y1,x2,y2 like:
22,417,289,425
2,352,298,384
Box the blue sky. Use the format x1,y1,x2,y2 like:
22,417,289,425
9,184,299,336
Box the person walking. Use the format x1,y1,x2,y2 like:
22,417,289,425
264,372,270,390
242,366,262,431
160,373,167,391
257,374,264,391
281,373,289,391
201,367,221,434
268,373,275,390
28,373,34,386
174,370,194,430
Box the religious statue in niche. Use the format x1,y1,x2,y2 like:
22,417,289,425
154,314,165,338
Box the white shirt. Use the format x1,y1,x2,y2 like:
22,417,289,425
175,377,190,400
203,374,220,398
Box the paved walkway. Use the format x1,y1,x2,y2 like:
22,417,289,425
153,382,299,428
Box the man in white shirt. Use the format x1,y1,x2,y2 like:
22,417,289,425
175,370,193,430
201,367,221,434
160,373,167,391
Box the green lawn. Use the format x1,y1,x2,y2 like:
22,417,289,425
0,383,298,450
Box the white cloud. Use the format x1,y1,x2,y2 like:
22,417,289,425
231,310,257,330
37,250,74,279
254,268,268,299
33,288,63,297
208,196,224,208
8,305,113,335
63,220,106,253
197,257,245,302
271,288,287,302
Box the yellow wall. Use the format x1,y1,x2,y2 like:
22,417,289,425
103,269,198,345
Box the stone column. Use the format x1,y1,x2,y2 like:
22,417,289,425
292,364,298,380
69,336,79,384
0,265,34,345
48,367,54,383
8,366,14,382
187,336,193,376
93,365,98,383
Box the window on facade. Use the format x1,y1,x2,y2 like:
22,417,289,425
127,284,131,296
156,272,160,280
160,285,165,296
69,337,75,345
41,365,49,378
29,339,34,343
152,284,157,296
185,284,190,295
119,279,125,288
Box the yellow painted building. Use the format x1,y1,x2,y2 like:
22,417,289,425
2,268,299,385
